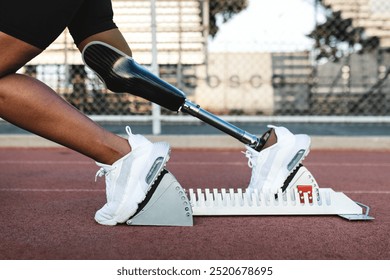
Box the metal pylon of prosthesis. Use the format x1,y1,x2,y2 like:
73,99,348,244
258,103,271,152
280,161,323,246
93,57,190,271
126,166,374,226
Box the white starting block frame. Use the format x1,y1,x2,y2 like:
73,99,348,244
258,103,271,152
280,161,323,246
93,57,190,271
189,166,373,221
126,167,373,227
189,187,373,221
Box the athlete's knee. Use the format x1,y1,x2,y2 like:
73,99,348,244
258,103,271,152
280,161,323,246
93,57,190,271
0,58,29,80
0,66,17,79
0,53,35,79
0,32,42,79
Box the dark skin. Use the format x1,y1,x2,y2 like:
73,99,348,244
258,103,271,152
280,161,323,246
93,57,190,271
0,29,132,165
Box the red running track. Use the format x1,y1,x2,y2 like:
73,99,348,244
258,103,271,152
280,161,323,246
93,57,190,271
0,147,389,260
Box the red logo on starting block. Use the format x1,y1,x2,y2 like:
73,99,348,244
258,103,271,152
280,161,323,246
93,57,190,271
297,185,313,204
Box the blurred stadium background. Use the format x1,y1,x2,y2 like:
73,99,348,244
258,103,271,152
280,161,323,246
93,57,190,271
20,0,390,134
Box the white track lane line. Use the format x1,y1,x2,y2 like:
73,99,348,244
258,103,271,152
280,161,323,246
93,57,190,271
1,160,390,168
0,188,103,192
0,189,389,194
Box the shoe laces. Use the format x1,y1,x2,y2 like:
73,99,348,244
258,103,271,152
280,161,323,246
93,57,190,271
95,166,116,182
125,126,132,136
94,125,132,182
242,149,258,168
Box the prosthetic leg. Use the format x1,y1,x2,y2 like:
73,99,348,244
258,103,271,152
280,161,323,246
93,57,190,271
82,42,374,225
82,41,263,150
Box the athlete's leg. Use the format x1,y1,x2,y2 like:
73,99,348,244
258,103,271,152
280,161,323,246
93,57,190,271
0,32,130,165
75,29,175,225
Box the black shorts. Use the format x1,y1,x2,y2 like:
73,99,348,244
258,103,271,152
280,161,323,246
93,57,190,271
0,0,117,49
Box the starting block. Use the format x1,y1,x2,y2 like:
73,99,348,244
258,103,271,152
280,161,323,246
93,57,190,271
126,166,373,226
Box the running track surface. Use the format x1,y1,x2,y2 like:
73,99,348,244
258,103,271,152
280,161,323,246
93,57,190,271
0,147,389,260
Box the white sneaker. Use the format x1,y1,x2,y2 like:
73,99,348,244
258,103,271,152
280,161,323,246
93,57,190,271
94,126,170,225
244,125,310,194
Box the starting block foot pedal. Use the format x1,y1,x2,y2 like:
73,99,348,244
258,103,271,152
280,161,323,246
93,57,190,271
126,169,193,226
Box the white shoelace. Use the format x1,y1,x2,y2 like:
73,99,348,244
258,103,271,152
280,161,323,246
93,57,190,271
95,166,118,202
95,166,116,182
242,150,257,168
94,126,131,183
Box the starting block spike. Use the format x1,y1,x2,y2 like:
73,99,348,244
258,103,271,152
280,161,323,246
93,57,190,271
126,170,193,226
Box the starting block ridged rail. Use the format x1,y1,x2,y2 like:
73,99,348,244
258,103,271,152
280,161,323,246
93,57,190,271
189,187,371,219
126,167,374,227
